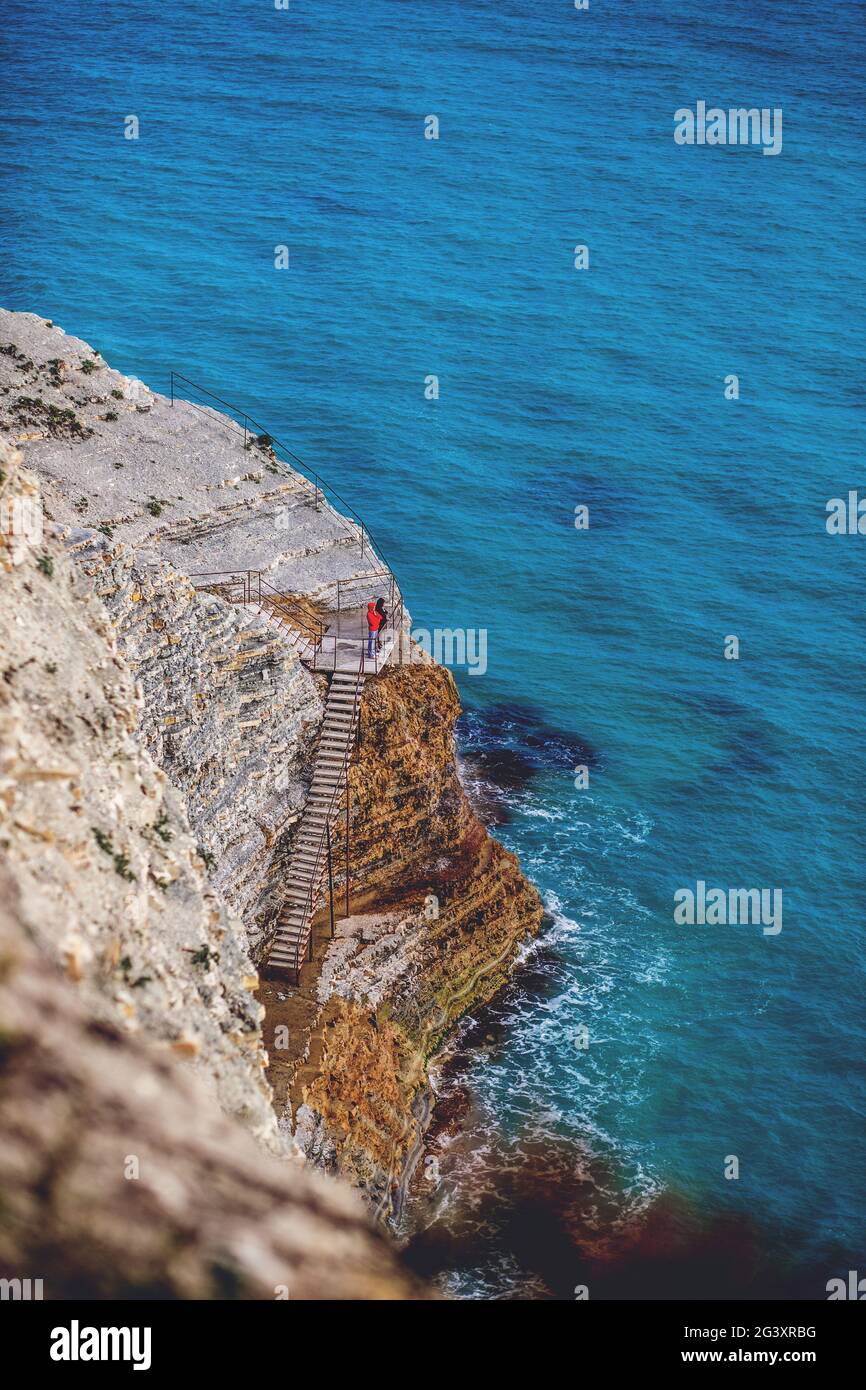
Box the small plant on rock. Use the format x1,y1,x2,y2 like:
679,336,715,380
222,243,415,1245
113,852,136,883
190,944,220,968
91,827,136,882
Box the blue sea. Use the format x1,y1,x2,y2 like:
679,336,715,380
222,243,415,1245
2,0,864,1298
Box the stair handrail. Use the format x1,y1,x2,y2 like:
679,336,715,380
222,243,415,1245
190,568,324,651
256,574,324,649
289,648,365,977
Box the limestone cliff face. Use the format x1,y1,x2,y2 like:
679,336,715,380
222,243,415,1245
0,442,278,1147
0,441,427,1296
65,531,322,960
273,660,543,1215
0,309,361,964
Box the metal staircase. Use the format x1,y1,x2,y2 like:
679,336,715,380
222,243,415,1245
266,659,366,982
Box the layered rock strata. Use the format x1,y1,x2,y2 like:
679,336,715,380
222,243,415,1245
1,307,543,1267
268,661,544,1216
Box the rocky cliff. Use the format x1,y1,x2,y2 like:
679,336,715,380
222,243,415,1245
0,306,542,1292
267,660,543,1217
66,531,322,959
0,438,279,1145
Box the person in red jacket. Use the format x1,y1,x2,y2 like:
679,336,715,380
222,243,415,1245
366,598,381,660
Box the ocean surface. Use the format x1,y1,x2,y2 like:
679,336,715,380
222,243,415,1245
2,0,864,1298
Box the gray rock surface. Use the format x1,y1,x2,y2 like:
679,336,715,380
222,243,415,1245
0,441,279,1147
0,309,386,598
65,529,323,959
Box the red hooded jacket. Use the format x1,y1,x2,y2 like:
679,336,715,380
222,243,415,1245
367,601,382,632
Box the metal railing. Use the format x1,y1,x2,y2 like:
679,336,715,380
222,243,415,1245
311,628,395,676
169,371,401,582
189,568,324,658
334,569,395,616
316,571,404,672
287,646,366,977
190,566,406,674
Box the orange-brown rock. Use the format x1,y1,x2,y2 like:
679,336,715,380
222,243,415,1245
267,658,543,1217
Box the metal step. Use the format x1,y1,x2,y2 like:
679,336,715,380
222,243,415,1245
277,914,307,929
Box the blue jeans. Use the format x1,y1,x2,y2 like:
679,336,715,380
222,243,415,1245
367,631,375,659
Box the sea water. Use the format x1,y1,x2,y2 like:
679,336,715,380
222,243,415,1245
2,0,863,1299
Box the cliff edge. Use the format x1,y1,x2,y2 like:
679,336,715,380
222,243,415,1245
0,306,542,1287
